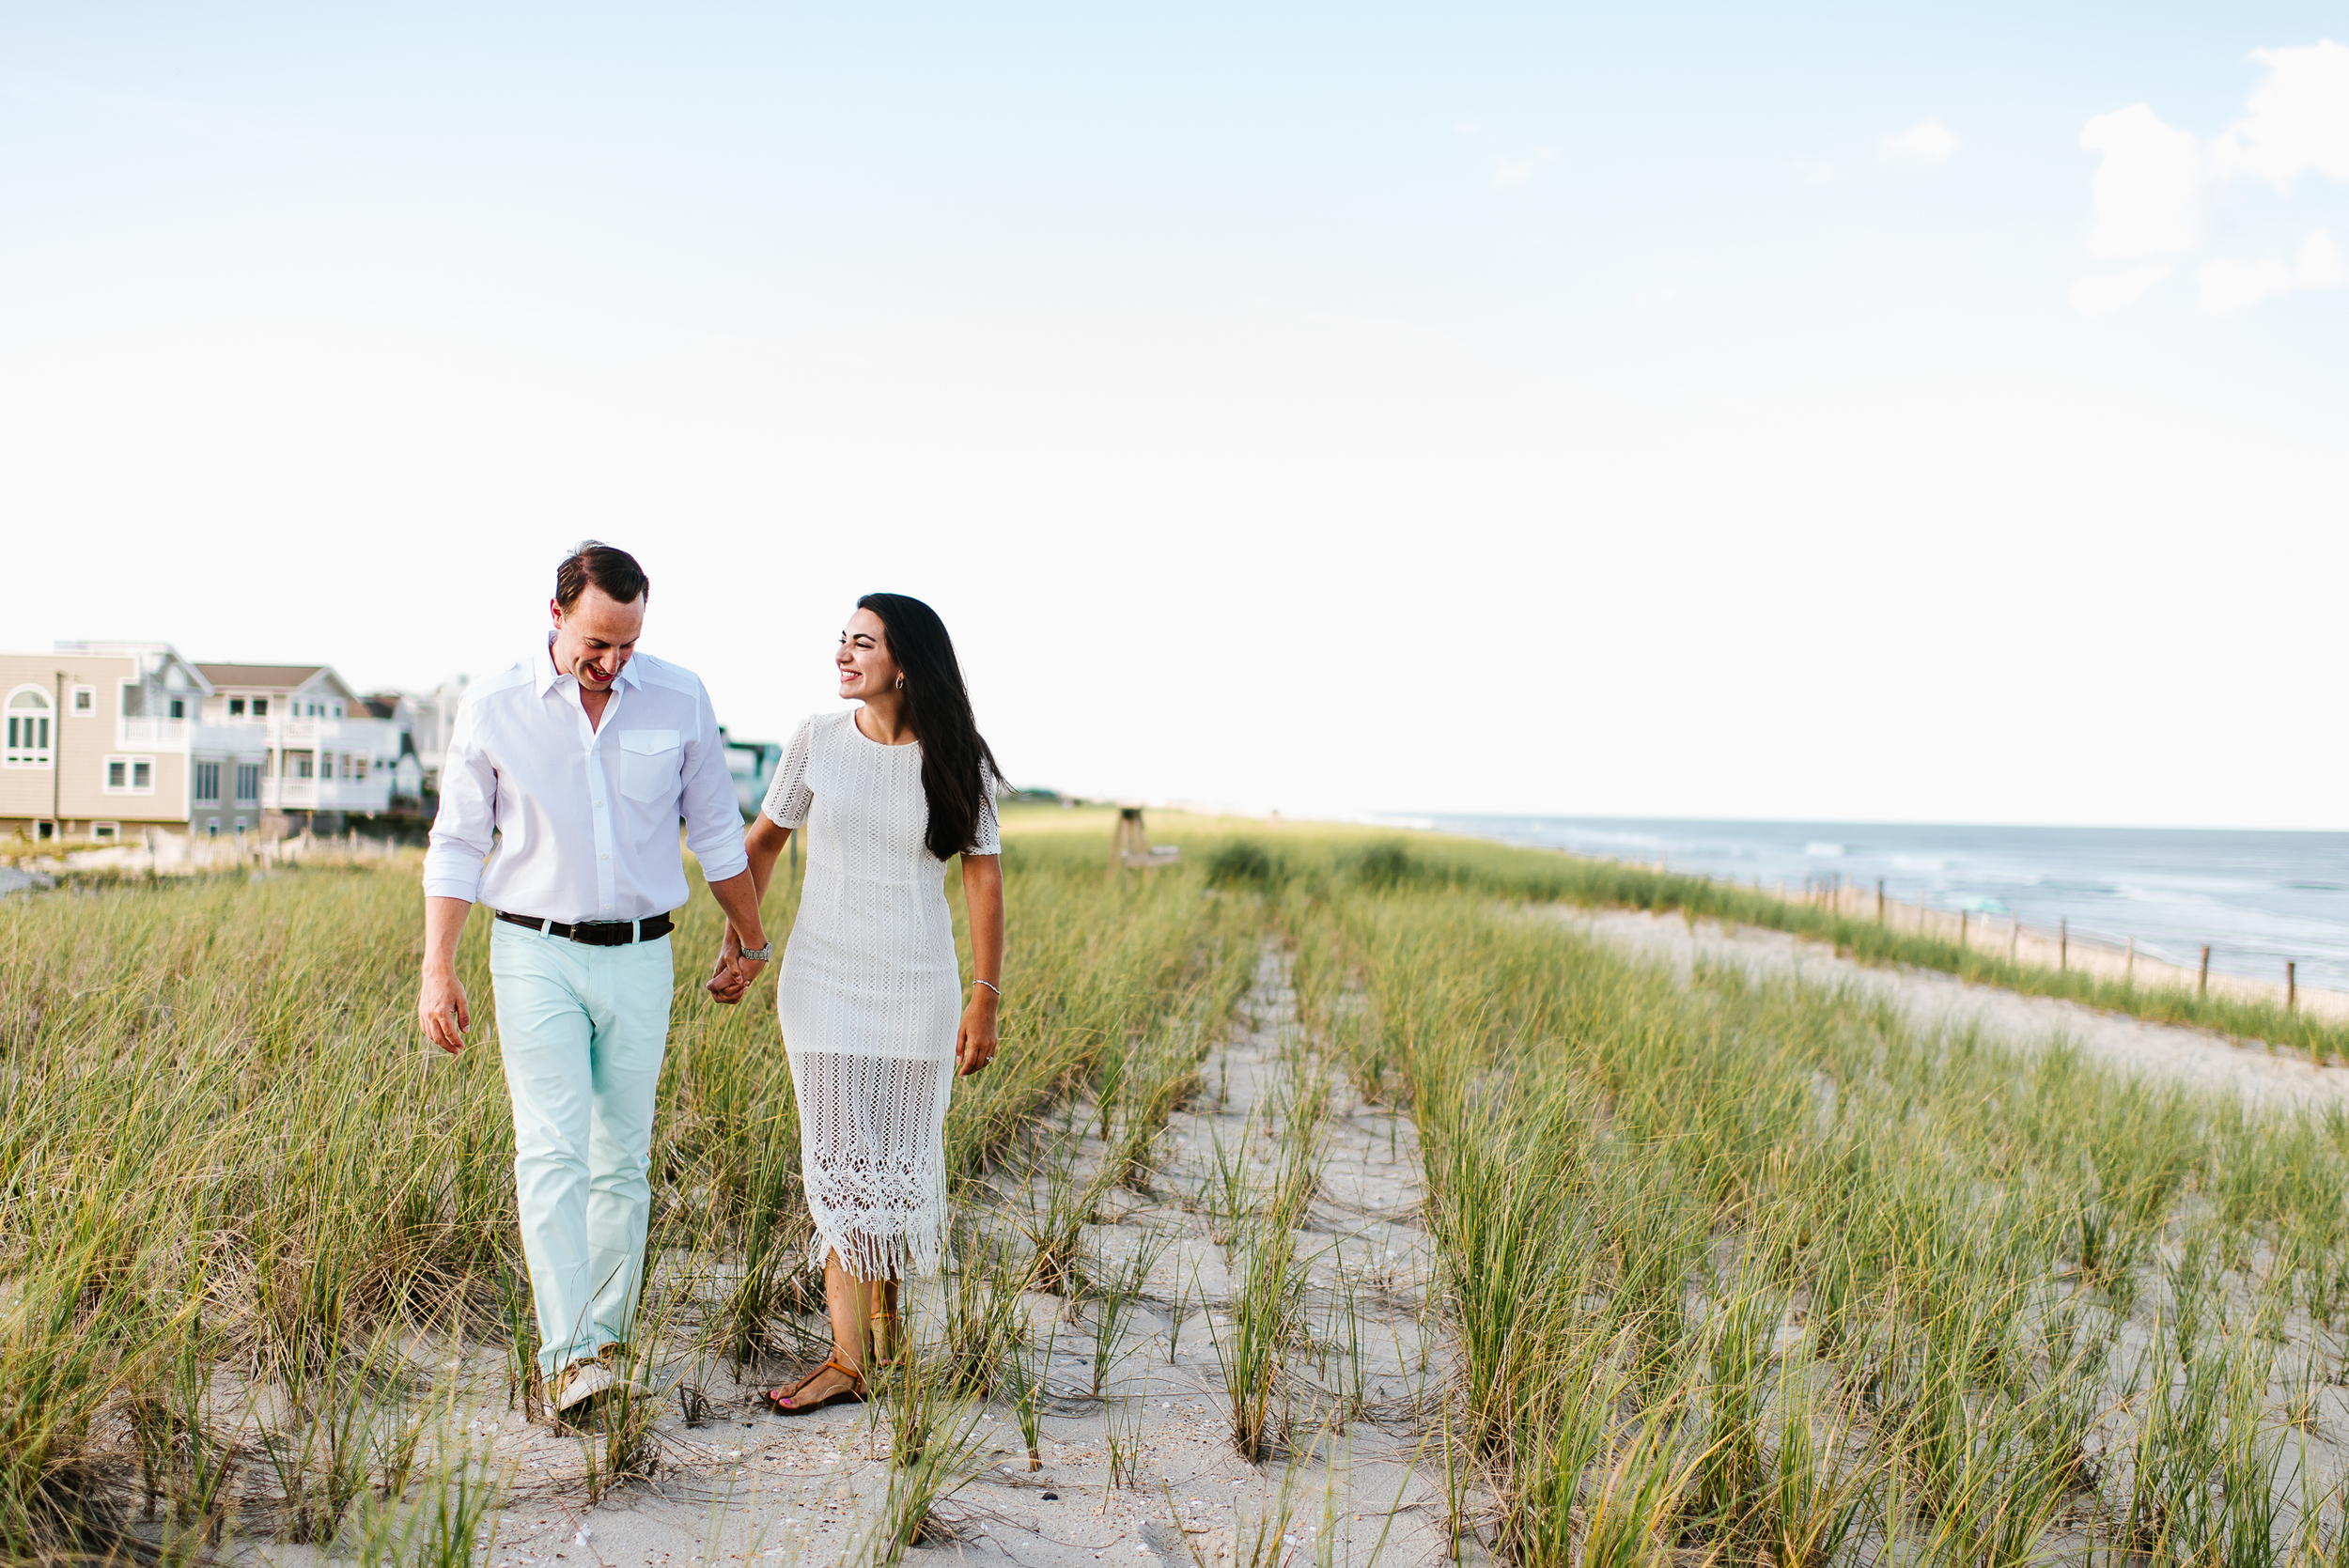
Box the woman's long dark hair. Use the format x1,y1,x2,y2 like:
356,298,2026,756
858,592,1001,860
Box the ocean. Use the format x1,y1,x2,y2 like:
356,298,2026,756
1404,816,2349,994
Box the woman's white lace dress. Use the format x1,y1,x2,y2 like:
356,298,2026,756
760,709,999,1280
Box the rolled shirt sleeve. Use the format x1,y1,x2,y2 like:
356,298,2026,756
422,701,498,902
679,677,750,885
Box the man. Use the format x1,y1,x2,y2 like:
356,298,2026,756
418,541,770,1417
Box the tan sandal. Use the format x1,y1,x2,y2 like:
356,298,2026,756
761,1357,866,1414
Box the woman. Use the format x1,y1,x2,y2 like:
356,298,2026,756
708,592,1004,1414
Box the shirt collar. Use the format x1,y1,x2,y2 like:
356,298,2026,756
537,633,644,695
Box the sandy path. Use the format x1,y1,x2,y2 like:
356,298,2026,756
1767,876,2349,1024
411,949,1450,1568
1567,908,2349,1115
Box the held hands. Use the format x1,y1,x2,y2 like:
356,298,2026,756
956,987,1000,1077
419,967,471,1055
705,927,769,1006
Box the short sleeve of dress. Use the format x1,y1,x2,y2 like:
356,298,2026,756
967,758,1002,856
761,717,816,829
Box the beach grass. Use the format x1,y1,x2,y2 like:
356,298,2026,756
0,821,1250,1560
1157,809,2349,1061
1257,817,2349,1564
8,805,2349,1563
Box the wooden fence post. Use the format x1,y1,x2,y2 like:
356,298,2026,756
2199,945,2209,998
2126,937,2135,986
2060,921,2067,972
1876,878,1885,924
2289,961,2297,1013
2009,916,2019,965
1960,908,1968,953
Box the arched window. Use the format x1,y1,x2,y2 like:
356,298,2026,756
5,688,53,768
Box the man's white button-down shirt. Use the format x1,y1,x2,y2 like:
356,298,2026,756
423,638,750,922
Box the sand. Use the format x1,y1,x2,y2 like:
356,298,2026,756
1775,876,2349,1025
1568,906,2349,1114
225,902,2349,1567
283,951,1457,1568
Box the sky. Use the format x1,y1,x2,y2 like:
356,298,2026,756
4,4,2345,828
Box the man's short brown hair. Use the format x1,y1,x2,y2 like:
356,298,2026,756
554,541,649,612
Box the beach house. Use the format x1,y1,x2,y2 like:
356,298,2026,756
0,643,408,844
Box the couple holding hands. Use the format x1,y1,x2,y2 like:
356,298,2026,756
417,542,1003,1419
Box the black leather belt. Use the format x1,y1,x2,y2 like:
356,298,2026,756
495,909,675,946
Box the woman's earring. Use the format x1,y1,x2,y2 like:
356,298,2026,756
894,675,905,690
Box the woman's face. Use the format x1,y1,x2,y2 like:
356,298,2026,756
836,608,902,702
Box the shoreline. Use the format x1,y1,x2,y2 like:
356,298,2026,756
1735,868,2349,1026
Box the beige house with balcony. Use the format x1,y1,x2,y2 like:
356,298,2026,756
193,663,407,831
0,644,407,844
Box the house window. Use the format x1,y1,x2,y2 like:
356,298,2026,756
228,698,245,717
205,820,219,839
292,753,314,780
167,697,186,720
235,764,260,802
92,822,118,842
355,755,369,781
232,816,246,835
70,686,94,715
5,688,53,767
194,762,221,801
104,756,156,794
252,698,269,718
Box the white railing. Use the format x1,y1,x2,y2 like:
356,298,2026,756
117,717,193,749
199,715,404,750
259,776,396,814
123,714,408,764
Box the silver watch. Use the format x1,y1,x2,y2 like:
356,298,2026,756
739,942,773,962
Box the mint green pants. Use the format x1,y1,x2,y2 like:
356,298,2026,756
490,920,674,1378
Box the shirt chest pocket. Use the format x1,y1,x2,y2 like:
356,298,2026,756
617,729,682,804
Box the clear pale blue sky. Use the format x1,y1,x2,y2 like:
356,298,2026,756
6,6,2345,825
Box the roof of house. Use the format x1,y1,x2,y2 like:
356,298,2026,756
196,663,366,705
195,663,327,690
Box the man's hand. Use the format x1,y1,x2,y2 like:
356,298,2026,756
419,895,476,1054
420,966,471,1054
703,869,771,1007
705,930,768,1005
956,989,999,1077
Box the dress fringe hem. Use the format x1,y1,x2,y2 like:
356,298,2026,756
804,1219,947,1282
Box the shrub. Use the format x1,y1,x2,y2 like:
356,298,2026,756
1206,839,1283,890
1347,840,1415,891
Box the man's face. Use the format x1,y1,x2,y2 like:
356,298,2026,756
550,587,646,691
